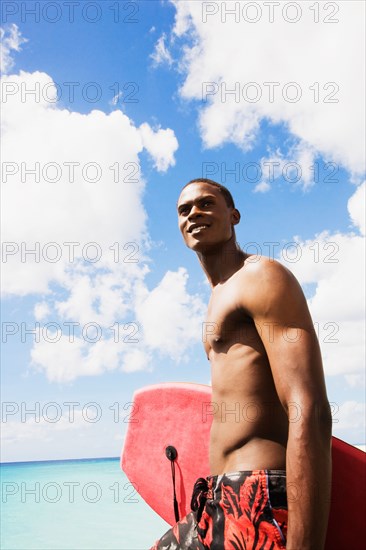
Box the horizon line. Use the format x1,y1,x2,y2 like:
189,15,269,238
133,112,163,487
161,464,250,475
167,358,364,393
0,456,120,466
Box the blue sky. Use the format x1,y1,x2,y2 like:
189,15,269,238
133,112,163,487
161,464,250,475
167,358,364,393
1,1,365,462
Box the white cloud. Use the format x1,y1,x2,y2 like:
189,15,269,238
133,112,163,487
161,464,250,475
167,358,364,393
255,142,316,192
139,122,178,171
253,181,270,193
53,268,145,328
0,48,209,384
0,24,27,74
344,374,366,388
134,267,206,360
29,266,204,382
279,183,365,383
1,407,126,462
25,259,205,382
0,58,179,297
1,410,92,443
348,181,365,235
120,348,153,373
1,68,179,296
30,328,147,383
168,0,365,175
150,33,173,67
31,335,97,383
34,301,51,321
109,90,123,106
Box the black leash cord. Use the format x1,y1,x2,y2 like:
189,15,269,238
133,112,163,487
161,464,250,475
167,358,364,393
165,445,180,523
171,458,180,522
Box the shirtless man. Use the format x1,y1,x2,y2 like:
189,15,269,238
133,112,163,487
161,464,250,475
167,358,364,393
152,178,332,550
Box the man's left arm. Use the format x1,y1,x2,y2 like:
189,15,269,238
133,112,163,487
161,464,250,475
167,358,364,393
245,259,332,550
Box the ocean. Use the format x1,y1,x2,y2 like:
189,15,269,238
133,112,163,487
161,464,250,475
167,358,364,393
1,458,170,550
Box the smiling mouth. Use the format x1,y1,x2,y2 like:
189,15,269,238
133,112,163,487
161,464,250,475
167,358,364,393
189,224,209,234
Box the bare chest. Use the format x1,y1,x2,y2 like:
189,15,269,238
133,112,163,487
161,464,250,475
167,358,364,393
203,285,258,359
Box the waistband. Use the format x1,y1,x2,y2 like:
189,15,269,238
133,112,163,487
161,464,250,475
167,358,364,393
205,469,286,496
206,469,286,483
191,470,287,519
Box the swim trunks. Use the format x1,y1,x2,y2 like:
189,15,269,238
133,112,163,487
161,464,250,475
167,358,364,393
150,469,287,549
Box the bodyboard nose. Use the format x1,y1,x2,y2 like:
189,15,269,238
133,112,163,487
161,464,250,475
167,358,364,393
121,382,212,525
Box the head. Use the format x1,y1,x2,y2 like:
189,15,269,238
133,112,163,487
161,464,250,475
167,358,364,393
177,178,241,253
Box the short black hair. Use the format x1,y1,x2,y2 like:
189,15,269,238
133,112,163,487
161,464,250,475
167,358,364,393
181,178,235,209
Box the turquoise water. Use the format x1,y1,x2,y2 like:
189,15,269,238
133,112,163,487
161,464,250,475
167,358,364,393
1,458,170,550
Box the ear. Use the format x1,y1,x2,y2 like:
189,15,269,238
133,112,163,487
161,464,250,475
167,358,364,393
231,208,241,226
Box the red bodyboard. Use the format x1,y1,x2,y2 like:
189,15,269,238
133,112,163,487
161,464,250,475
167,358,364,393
121,382,365,549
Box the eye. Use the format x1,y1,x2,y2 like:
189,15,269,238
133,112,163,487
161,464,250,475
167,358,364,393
202,200,212,207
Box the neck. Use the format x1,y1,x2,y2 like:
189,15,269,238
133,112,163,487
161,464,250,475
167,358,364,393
196,234,247,288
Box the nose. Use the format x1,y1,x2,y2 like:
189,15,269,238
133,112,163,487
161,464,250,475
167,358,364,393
188,204,203,219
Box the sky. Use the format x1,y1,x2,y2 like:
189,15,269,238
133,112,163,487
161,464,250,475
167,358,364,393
1,0,365,463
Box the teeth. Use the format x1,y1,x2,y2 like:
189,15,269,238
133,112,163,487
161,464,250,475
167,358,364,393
191,225,207,233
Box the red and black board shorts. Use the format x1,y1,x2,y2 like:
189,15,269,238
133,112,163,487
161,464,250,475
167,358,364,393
151,469,288,550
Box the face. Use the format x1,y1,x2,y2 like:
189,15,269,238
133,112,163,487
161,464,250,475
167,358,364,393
177,182,240,252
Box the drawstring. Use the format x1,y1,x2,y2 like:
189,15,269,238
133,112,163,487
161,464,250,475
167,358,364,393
165,446,180,523
190,477,209,523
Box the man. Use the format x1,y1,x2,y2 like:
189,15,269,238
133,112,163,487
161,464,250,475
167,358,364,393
151,178,332,549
